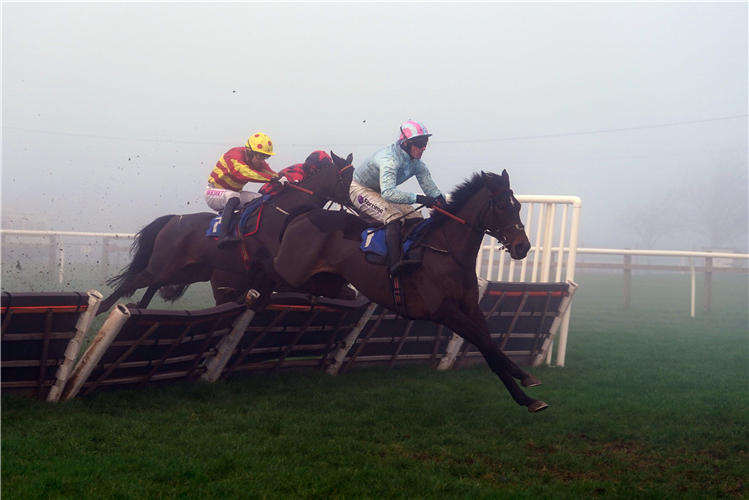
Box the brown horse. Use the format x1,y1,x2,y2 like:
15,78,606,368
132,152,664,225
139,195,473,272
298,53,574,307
255,170,547,412
99,152,355,315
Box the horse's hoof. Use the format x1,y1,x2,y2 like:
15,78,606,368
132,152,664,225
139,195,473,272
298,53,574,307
527,400,549,413
521,375,542,387
245,289,260,308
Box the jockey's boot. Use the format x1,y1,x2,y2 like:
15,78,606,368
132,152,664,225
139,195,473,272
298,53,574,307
385,220,404,277
217,197,241,249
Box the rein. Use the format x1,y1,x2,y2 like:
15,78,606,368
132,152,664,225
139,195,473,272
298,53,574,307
273,163,355,211
433,193,524,241
432,186,524,267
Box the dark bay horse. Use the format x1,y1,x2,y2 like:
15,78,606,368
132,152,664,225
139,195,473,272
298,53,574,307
256,170,547,412
99,152,354,314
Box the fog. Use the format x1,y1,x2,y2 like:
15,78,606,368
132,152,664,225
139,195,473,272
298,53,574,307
3,2,747,251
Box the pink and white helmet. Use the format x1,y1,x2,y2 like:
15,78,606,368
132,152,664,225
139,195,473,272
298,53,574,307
398,120,432,141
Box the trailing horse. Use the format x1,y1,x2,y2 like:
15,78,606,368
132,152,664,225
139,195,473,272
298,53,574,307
99,152,355,315
255,170,547,412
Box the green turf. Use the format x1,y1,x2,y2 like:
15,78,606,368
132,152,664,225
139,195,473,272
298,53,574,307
2,273,747,499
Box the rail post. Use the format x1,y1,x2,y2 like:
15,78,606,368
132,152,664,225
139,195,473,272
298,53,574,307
623,251,632,310
102,237,110,283
48,235,58,281
704,252,713,313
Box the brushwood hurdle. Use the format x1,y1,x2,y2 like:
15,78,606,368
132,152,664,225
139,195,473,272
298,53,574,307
2,282,576,401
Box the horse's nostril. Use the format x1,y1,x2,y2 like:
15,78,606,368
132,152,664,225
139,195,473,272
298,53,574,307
513,241,531,259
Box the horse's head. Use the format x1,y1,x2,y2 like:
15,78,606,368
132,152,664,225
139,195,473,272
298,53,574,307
481,170,531,260
330,151,355,206
283,151,353,208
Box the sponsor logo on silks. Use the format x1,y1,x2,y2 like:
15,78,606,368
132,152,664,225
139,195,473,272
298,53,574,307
207,189,225,196
357,195,384,214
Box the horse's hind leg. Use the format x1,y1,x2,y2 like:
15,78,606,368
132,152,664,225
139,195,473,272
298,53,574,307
99,288,127,315
435,301,547,412
98,270,160,315
136,285,159,309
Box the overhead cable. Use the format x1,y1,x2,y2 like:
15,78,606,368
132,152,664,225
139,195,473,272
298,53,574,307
4,114,746,146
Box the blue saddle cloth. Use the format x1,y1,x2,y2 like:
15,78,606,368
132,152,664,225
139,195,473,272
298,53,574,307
360,218,433,257
206,195,270,238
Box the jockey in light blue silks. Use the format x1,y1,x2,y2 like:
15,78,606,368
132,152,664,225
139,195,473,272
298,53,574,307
349,120,446,276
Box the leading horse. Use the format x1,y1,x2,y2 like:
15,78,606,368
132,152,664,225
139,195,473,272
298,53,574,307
99,152,355,315
255,170,547,412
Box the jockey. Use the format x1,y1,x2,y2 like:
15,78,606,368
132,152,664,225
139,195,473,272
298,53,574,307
258,150,333,196
350,120,445,276
205,132,287,249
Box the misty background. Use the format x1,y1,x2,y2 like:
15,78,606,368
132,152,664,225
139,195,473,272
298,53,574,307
3,2,747,252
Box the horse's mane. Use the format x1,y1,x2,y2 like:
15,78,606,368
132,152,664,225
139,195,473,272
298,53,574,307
297,161,336,184
430,171,507,223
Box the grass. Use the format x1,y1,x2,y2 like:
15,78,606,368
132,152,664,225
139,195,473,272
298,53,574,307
1,273,748,499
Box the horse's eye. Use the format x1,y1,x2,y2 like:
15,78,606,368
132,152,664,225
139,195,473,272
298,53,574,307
497,204,505,210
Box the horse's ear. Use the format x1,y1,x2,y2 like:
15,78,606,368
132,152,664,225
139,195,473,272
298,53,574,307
346,153,353,165
501,169,510,187
330,151,343,167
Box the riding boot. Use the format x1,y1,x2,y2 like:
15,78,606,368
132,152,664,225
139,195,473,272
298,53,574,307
385,220,404,277
217,197,241,249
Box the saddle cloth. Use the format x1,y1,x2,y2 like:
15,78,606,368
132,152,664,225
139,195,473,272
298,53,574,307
206,195,270,239
359,218,433,262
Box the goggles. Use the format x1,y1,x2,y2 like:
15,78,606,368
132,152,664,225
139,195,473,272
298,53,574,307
255,152,272,161
410,137,429,149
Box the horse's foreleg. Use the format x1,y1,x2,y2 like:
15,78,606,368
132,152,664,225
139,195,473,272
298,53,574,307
464,304,542,388
435,300,547,412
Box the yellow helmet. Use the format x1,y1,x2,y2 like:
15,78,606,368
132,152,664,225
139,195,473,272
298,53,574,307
245,132,275,156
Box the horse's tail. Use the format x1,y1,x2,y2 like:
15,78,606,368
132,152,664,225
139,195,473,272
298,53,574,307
157,284,190,303
106,214,176,290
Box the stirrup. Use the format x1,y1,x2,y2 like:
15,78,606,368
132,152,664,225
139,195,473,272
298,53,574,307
389,258,405,277
217,233,241,249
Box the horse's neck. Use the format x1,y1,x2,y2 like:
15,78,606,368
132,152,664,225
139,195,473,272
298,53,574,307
276,168,335,209
435,193,487,260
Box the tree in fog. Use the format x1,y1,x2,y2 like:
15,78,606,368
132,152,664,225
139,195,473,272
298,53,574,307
618,192,684,249
679,158,749,250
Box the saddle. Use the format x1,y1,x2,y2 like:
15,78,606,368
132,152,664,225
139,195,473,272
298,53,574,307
206,195,270,239
359,218,434,269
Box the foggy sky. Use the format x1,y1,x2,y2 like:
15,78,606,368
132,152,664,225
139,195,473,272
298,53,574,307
3,2,747,250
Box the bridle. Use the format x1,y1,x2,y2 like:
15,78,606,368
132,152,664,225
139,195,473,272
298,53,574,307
327,163,356,209
482,187,525,249
435,186,524,249
281,163,356,211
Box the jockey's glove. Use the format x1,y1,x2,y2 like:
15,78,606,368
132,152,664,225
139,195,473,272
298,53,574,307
416,195,438,207
275,176,289,185
435,195,447,206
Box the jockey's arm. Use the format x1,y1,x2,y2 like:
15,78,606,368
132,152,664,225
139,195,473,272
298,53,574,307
414,163,444,200
232,159,277,184
379,156,417,205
